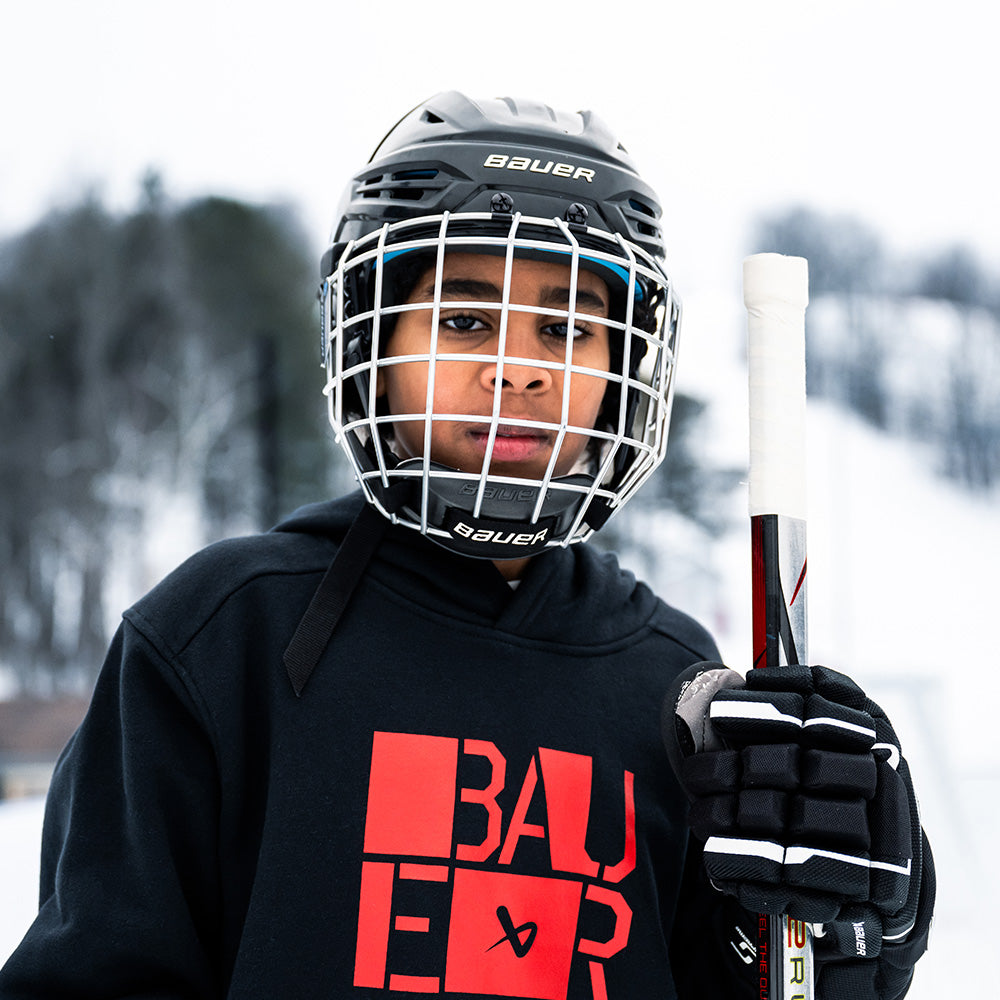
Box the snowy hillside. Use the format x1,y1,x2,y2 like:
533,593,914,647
1,286,995,993
796,400,996,1000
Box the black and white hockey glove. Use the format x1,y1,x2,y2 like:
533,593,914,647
663,663,934,1000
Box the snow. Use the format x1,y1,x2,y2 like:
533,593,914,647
804,402,996,999
0,797,43,956
1,295,995,994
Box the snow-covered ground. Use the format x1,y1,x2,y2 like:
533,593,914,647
0,796,44,959
1,294,994,993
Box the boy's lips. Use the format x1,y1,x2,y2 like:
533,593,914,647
467,424,551,462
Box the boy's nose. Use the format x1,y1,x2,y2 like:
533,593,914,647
479,317,554,394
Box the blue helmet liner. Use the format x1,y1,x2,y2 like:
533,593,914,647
378,245,644,302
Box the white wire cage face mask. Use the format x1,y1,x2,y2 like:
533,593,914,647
320,211,680,559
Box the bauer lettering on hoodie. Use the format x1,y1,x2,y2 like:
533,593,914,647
354,731,635,999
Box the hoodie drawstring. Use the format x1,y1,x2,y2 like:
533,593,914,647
283,502,389,697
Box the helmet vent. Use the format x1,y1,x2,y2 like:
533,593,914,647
627,198,659,238
422,110,444,124
360,175,383,198
359,169,441,202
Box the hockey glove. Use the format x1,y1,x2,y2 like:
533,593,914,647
662,662,933,998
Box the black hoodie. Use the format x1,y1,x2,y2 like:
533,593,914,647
0,492,725,999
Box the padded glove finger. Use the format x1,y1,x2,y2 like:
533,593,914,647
740,665,882,752
801,748,877,798
868,757,912,917
701,837,844,923
701,836,870,923
864,702,922,937
710,688,878,753
746,662,867,708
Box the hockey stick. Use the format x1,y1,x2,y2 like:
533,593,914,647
744,253,813,1000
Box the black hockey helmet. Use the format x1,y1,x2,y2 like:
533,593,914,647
322,91,668,272
319,91,680,559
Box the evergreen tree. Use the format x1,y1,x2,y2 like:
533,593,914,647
0,180,334,693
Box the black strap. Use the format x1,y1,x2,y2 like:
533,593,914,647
283,503,389,697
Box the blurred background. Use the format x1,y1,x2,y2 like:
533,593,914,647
1,1,996,993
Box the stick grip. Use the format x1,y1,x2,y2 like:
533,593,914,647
744,253,809,519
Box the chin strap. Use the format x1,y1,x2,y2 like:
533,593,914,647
283,502,389,697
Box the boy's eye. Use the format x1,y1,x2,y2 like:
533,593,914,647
542,321,592,340
442,313,487,333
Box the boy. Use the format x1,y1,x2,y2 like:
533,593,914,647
0,92,933,999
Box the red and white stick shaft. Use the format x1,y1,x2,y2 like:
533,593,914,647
744,252,813,1000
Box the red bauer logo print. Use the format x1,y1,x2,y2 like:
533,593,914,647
354,731,636,998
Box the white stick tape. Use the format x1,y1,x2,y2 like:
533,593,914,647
744,253,809,518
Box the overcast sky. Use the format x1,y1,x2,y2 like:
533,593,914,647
3,0,998,299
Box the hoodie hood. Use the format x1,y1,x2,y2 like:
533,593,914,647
273,492,667,650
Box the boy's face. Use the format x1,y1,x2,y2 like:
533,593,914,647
376,252,612,481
